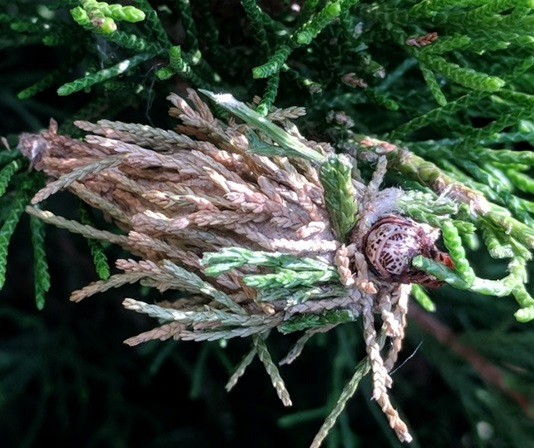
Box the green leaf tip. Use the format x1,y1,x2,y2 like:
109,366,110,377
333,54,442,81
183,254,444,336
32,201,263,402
440,220,476,286
30,215,50,310
57,52,155,96
319,155,358,242
198,89,326,163
515,306,534,323
0,161,21,198
293,1,342,46
0,185,32,290
279,309,356,334
422,55,505,92
252,45,291,79
411,284,436,312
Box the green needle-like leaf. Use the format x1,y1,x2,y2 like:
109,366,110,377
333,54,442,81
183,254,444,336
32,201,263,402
30,215,50,310
0,183,32,289
320,155,358,242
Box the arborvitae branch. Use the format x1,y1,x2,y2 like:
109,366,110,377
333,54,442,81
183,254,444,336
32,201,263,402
252,334,292,406
200,89,326,162
419,54,505,92
0,181,32,289
79,202,110,280
419,63,448,106
25,207,130,248
226,347,257,392
252,44,292,79
17,68,70,100
57,52,158,96
256,74,280,117
134,0,170,46
241,0,270,56
0,161,21,197
320,155,358,242
310,348,374,448
30,214,50,310
203,247,335,276
7,1,534,444
173,0,200,53
440,220,476,285
411,284,436,312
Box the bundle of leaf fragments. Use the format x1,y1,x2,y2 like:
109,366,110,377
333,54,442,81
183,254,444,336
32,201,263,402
17,89,534,445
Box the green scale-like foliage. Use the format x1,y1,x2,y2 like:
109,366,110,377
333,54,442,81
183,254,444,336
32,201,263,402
3,1,534,447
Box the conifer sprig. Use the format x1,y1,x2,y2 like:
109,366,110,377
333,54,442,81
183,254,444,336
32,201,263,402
5,1,534,445
29,214,50,310
57,52,158,96
79,203,111,280
199,89,326,162
319,155,358,242
0,180,32,289
0,161,21,197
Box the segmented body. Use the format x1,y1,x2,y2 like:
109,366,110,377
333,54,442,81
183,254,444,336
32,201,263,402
363,215,452,287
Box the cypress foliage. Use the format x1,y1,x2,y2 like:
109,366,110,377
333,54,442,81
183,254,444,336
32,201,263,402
2,1,534,447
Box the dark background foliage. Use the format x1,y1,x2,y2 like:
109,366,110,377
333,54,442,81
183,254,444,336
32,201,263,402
2,1,534,447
